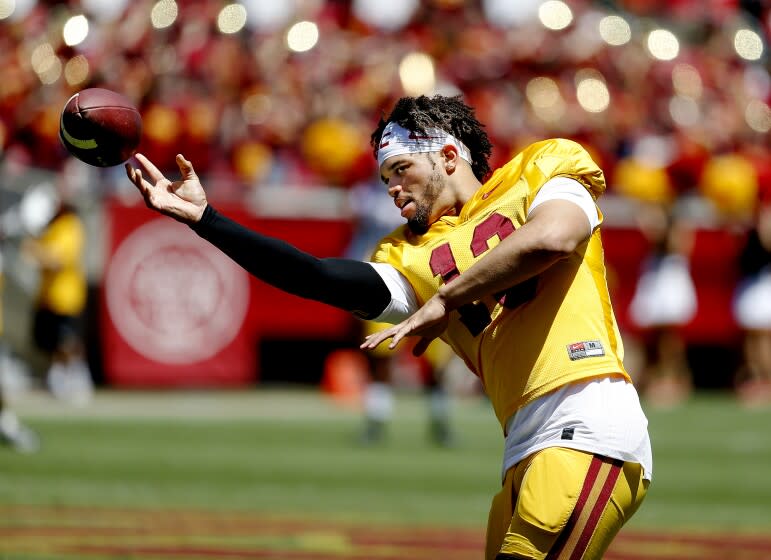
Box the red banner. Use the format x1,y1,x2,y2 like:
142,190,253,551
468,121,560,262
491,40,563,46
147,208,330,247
102,200,355,387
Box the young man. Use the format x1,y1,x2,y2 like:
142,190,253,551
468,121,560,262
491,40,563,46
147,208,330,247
126,94,651,560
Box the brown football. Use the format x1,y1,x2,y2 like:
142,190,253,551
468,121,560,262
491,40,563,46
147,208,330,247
59,88,142,167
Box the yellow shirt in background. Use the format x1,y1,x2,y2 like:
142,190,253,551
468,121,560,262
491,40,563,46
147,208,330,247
35,211,87,316
372,139,630,430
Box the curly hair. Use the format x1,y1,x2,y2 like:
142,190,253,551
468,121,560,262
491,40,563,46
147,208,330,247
370,95,493,182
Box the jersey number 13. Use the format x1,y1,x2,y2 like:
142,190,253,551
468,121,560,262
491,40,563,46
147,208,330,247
429,212,537,336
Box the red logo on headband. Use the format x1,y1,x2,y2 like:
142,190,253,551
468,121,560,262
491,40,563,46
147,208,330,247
379,131,393,149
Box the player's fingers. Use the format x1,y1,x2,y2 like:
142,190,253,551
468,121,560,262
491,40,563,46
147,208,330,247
126,164,142,189
176,154,197,179
134,153,166,183
387,325,412,349
379,317,421,349
134,168,161,204
360,333,388,350
132,167,146,190
124,163,137,185
360,328,396,349
131,168,154,201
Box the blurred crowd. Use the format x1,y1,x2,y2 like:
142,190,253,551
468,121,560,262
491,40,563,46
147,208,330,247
0,0,770,411
0,0,768,213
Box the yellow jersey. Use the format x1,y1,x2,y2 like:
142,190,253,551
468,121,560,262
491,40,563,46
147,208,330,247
35,210,87,316
372,139,630,429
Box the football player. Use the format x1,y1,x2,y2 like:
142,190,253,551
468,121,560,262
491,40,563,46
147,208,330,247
127,94,651,560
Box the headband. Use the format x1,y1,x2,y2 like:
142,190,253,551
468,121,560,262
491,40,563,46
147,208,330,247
376,121,473,167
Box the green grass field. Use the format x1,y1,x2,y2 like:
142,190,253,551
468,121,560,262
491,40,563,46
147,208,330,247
1,388,770,559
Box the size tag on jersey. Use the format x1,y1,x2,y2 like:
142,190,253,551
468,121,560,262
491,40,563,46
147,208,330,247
567,340,605,361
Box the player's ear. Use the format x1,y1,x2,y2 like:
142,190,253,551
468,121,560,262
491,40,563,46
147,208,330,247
441,145,459,174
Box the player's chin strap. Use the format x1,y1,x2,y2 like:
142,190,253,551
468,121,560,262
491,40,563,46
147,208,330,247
376,121,473,167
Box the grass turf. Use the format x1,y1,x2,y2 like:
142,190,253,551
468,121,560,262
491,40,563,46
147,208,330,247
0,388,769,531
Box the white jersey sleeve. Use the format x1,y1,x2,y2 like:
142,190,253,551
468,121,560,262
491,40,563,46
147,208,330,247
528,176,600,235
366,262,419,324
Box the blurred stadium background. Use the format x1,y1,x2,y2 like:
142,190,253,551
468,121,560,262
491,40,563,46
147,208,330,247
0,0,770,558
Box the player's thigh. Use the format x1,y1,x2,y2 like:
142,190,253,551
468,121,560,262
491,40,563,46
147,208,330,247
486,447,648,560
488,447,593,559
581,461,648,560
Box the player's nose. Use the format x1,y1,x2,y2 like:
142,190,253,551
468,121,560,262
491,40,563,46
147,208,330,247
387,181,402,198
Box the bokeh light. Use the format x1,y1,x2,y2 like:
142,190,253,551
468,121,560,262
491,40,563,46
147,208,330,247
38,63,62,85
81,0,128,23
0,0,14,19
30,43,57,75
525,77,561,109
576,74,610,113
286,21,319,53
241,0,295,32
151,0,178,29
646,29,679,60
598,15,631,46
63,15,90,47
217,3,247,34
64,55,90,86
538,1,573,31
398,52,436,96
672,63,703,99
745,99,771,133
734,29,764,61
1,0,34,21
526,76,565,122
482,0,541,28
352,0,418,31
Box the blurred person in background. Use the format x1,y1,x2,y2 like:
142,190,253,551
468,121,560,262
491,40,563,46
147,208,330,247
0,252,40,453
126,94,651,560
22,200,93,407
628,201,697,407
358,320,455,446
347,178,455,446
733,198,771,407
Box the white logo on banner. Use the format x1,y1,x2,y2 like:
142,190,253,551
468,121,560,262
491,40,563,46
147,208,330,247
105,219,250,364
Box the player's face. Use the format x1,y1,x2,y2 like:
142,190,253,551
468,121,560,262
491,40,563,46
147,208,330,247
381,153,448,235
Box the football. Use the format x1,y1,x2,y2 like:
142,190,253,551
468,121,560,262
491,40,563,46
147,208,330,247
59,88,142,167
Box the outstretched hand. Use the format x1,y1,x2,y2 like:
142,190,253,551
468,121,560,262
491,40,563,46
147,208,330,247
360,294,451,356
125,153,207,225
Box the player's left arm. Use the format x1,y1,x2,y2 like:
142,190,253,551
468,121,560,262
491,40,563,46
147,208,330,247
437,197,591,306
362,178,597,353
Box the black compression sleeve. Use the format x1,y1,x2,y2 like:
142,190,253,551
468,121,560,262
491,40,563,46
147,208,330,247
190,205,392,319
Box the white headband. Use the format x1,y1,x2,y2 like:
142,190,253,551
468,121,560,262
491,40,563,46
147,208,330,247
376,121,473,168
